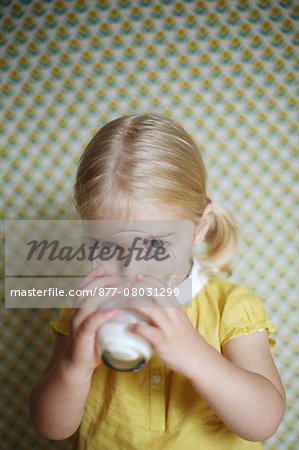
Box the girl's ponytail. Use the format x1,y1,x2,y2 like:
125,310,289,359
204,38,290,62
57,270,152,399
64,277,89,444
195,203,239,277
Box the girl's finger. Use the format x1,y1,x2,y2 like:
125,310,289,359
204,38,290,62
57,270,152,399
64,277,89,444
116,274,181,327
75,272,137,307
128,276,180,309
119,283,183,329
78,308,119,336
119,301,170,329
71,276,132,328
128,322,162,347
78,264,105,290
74,274,121,308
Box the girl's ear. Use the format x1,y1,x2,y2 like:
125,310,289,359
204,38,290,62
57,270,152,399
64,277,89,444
193,204,213,246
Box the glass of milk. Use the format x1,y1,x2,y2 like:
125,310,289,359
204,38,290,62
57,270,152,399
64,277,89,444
91,229,177,372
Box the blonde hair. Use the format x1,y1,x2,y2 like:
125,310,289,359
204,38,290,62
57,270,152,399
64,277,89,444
74,113,238,276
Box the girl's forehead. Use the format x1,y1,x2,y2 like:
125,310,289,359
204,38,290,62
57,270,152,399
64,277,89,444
84,219,192,239
94,199,187,221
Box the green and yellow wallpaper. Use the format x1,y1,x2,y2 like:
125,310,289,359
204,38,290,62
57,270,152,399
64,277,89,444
0,0,298,448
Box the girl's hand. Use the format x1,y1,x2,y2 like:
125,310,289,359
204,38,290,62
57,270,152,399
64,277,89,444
62,265,121,378
122,275,201,376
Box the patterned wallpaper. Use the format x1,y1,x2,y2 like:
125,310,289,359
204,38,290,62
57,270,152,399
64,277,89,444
0,0,298,449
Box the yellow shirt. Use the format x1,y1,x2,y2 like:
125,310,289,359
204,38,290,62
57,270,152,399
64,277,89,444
51,277,275,450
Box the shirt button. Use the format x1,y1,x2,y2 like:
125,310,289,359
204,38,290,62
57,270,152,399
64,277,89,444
153,374,161,384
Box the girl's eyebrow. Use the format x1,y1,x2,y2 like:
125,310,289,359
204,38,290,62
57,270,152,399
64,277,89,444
144,232,175,239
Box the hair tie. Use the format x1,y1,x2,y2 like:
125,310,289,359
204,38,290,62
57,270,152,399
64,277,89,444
206,197,212,204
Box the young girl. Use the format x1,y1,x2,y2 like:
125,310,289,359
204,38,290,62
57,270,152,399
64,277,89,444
29,113,285,449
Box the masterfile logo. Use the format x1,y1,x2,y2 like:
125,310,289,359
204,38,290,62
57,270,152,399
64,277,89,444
5,220,192,308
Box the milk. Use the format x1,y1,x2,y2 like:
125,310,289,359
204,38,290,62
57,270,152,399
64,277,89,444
96,309,152,372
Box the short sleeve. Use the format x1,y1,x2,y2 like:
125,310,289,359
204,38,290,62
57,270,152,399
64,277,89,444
50,307,71,336
220,284,276,349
